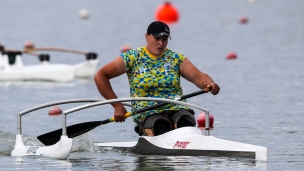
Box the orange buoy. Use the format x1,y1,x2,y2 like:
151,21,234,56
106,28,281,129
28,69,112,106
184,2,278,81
155,1,179,24
197,112,214,127
226,52,237,60
239,16,248,24
24,41,34,50
48,106,62,116
120,44,132,53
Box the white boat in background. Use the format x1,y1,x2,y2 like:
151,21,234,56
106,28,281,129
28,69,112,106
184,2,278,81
0,50,99,82
11,97,267,161
74,52,99,78
23,47,99,79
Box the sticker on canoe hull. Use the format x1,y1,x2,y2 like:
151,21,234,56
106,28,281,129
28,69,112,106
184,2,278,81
26,147,39,154
173,141,190,149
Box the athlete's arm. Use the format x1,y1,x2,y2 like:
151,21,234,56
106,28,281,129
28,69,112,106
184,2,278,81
94,56,128,122
180,58,220,95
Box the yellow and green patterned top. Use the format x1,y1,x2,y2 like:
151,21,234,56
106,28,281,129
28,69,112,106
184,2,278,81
121,46,192,123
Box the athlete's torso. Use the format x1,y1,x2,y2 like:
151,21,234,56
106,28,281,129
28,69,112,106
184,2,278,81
121,46,192,123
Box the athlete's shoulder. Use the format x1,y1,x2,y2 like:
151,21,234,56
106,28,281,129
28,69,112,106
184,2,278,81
164,48,185,59
121,46,144,59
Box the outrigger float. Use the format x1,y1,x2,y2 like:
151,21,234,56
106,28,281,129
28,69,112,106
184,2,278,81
0,47,99,82
11,92,267,161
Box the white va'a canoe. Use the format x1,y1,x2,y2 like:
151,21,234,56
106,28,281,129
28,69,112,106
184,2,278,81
11,97,267,161
0,52,98,82
95,127,267,161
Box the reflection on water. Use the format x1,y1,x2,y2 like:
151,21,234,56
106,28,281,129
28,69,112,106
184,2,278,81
12,156,73,171
2,150,268,171
128,154,265,170
67,153,267,171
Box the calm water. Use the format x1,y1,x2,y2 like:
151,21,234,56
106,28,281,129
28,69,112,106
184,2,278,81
1,0,304,170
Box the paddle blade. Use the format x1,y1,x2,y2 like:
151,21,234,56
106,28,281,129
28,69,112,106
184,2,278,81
37,121,101,146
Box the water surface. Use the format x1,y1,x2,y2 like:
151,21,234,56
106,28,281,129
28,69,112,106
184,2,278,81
0,0,303,170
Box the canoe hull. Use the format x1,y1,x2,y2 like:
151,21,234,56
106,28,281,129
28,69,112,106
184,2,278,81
95,127,267,161
0,53,98,82
0,63,75,82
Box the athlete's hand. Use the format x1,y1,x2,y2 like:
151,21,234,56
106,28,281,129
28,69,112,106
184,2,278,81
205,82,220,95
113,104,128,122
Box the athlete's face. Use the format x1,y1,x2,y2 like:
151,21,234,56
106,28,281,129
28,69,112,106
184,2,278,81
145,34,168,56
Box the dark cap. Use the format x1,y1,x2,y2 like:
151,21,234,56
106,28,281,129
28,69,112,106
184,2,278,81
147,21,171,39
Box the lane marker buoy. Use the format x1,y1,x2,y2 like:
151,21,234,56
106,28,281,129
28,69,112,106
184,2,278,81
120,44,132,53
226,52,237,60
24,41,35,50
239,16,248,24
197,112,214,128
155,1,179,24
48,106,62,116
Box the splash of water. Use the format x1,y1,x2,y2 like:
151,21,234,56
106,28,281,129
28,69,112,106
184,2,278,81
71,132,98,152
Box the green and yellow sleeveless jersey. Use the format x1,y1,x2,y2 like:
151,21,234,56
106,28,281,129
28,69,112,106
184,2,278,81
121,46,192,123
